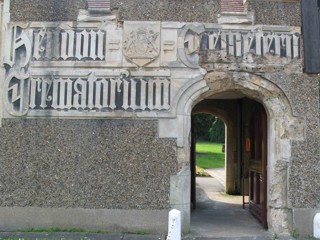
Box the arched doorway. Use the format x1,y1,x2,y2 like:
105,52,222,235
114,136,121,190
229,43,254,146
167,71,304,235
190,96,268,230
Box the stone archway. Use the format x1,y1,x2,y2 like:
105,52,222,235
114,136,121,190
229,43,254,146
167,71,305,234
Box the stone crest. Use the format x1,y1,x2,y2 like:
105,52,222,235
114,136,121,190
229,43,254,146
123,22,161,67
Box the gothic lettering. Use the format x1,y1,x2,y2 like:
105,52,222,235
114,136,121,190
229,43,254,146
32,29,105,61
24,73,171,115
202,30,300,58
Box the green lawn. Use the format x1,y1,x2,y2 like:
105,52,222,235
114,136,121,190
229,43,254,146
196,141,225,169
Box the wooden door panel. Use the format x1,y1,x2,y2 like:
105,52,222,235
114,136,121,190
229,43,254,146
248,107,268,228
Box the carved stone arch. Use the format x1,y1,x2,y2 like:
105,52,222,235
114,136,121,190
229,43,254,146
196,71,295,120
166,71,305,234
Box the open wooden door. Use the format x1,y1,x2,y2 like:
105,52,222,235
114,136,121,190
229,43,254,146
248,106,268,228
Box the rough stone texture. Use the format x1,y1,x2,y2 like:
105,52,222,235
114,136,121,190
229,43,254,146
247,0,301,26
262,73,320,208
10,0,301,26
10,0,220,22
112,0,220,22
10,0,87,22
0,119,177,209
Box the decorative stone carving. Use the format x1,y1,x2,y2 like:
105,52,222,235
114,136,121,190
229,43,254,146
5,25,32,68
123,22,161,67
6,25,106,63
33,28,105,61
177,24,205,69
4,25,32,117
201,29,300,59
2,21,301,118
5,73,171,116
5,68,30,117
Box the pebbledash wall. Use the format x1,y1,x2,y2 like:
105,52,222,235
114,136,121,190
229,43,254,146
0,0,319,237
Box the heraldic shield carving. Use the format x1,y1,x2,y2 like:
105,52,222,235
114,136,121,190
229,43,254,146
123,22,161,67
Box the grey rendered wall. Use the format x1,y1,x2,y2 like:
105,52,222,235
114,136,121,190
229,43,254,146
11,0,87,22
269,73,320,209
0,119,177,209
11,0,301,26
247,0,301,26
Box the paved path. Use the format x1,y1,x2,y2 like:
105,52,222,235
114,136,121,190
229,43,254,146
205,168,225,187
184,168,273,240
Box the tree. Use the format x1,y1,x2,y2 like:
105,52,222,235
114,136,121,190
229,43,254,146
209,118,225,143
193,113,225,143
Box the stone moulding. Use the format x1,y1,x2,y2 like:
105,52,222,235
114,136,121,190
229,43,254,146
1,20,301,119
158,69,307,234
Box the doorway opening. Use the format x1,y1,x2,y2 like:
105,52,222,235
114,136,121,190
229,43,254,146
189,96,268,237
190,113,226,207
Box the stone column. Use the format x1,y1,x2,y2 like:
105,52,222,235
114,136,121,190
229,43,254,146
159,115,191,233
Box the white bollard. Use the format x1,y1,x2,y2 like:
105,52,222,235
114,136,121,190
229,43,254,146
166,209,181,240
314,213,320,238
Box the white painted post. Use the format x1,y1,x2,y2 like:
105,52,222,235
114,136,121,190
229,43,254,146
166,209,181,240
314,213,320,238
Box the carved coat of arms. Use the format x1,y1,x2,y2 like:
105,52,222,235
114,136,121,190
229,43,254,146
123,22,161,67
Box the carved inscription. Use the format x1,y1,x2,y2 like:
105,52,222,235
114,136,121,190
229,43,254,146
33,28,105,61
5,73,171,116
200,31,300,58
6,26,106,64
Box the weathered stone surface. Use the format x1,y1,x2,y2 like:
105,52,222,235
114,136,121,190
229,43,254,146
0,119,177,209
10,0,301,26
10,0,87,21
112,0,220,22
11,0,220,22
247,0,301,26
270,208,292,233
263,73,320,208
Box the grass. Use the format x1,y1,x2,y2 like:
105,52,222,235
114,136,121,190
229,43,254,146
0,238,89,240
196,141,225,169
0,227,110,240
0,227,149,240
0,238,74,240
16,227,93,233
